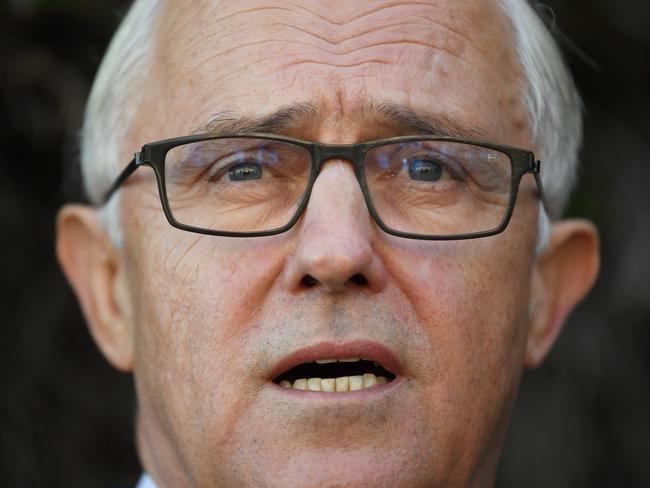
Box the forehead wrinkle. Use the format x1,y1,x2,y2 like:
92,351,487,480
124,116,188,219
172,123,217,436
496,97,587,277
163,0,509,73
191,21,442,61
274,21,413,46
274,47,493,94
179,7,296,55
278,0,427,26
150,0,525,144
160,3,295,48
271,8,468,48
181,0,460,30
407,13,499,68
277,17,493,67
278,0,467,27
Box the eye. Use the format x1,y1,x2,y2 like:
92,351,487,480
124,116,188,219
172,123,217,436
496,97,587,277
407,158,443,182
228,162,263,181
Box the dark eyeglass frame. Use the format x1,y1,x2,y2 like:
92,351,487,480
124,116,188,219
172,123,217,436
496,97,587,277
103,133,545,240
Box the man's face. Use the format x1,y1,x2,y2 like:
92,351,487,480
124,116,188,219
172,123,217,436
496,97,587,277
121,0,539,486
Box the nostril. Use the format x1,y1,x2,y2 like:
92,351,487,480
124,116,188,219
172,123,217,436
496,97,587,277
301,275,318,287
349,273,368,286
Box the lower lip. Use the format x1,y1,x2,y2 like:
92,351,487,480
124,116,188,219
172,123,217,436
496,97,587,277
266,376,405,401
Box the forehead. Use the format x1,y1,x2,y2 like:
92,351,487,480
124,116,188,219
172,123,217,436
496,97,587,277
140,0,528,145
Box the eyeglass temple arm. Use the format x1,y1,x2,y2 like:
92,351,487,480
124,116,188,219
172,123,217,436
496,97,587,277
101,154,140,204
532,159,550,214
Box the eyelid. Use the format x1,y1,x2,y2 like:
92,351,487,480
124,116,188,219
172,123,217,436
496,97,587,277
204,145,291,182
206,156,264,182
402,149,467,181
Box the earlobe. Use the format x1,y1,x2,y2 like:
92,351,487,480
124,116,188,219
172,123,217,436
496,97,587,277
56,205,134,372
525,219,600,367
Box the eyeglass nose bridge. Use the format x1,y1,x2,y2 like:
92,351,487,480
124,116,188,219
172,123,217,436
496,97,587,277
300,143,378,229
307,143,372,214
313,143,361,171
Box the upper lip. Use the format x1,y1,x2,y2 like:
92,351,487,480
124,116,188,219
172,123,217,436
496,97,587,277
267,339,405,381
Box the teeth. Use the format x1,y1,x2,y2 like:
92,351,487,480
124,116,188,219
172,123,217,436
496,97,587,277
335,376,349,392
284,375,390,392
321,378,335,392
315,359,338,364
338,358,361,362
307,378,322,391
349,375,364,391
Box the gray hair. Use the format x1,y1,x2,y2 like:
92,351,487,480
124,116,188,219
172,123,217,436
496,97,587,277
497,0,583,220
81,0,162,240
81,0,580,246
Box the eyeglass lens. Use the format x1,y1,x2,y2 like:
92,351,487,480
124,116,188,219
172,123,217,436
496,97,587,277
365,140,512,236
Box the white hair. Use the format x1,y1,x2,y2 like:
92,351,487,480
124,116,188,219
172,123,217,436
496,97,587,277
496,0,583,220
81,0,162,243
80,0,579,247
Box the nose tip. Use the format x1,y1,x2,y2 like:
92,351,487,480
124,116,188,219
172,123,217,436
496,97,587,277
297,241,386,294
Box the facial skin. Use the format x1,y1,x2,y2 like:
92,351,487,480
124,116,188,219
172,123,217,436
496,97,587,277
56,0,600,487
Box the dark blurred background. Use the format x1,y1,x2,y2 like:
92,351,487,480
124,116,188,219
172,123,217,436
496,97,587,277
0,0,648,486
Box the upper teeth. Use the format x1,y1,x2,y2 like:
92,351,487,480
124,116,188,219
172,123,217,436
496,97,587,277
280,374,389,392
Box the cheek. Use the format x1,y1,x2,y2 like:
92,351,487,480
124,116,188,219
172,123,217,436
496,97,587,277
124,226,290,463
384,237,532,454
131,236,285,363
417,242,530,384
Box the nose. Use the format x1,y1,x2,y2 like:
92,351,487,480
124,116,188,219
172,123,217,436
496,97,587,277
284,160,388,295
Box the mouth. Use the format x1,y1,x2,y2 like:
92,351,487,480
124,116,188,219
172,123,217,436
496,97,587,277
269,341,402,393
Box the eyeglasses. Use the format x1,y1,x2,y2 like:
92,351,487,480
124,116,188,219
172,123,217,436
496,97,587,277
103,133,544,240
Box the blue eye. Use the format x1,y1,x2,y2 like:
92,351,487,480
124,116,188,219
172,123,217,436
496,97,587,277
408,159,443,182
229,163,262,181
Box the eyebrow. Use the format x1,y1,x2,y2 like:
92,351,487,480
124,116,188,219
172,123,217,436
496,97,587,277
370,101,487,139
192,99,487,140
192,103,319,135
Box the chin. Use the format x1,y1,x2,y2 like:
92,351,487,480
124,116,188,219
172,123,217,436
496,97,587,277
224,446,440,488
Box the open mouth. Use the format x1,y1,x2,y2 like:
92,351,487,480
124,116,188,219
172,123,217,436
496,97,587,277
272,358,397,392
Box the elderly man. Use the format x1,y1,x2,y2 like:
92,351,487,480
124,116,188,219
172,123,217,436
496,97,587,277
56,0,599,486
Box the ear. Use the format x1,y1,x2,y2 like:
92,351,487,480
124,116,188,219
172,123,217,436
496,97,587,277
525,219,600,367
56,204,134,371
